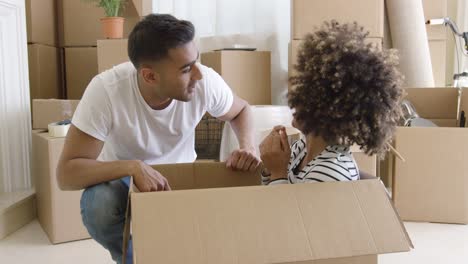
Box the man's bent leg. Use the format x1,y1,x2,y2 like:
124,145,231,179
80,179,132,264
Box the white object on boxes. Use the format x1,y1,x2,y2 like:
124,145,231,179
219,105,293,161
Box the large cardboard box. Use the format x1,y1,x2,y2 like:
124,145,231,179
122,162,412,264
65,47,98,99
291,0,384,39
201,50,271,105
289,38,383,90
423,0,447,40
32,132,90,244
392,87,468,224
32,99,80,129
25,0,57,46
56,0,141,47
28,44,62,100
97,39,129,73
429,39,447,86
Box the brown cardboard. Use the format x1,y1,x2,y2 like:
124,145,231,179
429,40,447,86
97,39,129,73
32,132,90,244
56,0,141,47
32,99,79,129
28,44,62,100
64,47,98,99
291,0,384,39
25,0,57,46
201,50,271,105
123,162,412,264
392,87,468,224
423,0,448,40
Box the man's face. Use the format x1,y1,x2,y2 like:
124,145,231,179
154,41,203,102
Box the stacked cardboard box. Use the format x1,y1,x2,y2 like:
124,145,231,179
201,50,272,105
31,99,89,244
423,0,448,86
26,0,62,100
288,0,383,173
289,0,384,90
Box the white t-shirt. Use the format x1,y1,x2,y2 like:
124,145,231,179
72,62,233,164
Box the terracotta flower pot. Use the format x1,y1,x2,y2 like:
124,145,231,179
100,17,125,39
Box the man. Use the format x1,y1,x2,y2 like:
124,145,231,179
57,14,260,264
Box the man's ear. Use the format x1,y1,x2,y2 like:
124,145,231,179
140,66,160,85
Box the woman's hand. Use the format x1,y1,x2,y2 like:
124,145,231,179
259,126,291,180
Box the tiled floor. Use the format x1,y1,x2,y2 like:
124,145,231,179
1,219,468,263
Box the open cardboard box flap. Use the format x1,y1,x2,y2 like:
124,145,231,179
123,162,412,264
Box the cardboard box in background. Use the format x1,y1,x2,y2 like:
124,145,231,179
56,0,141,47
32,99,80,129
123,162,412,264
392,88,468,224
25,0,57,46
97,39,129,73
429,39,447,86
32,132,90,244
423,0,448,40
291,0,384,39
65,47,98,99
201,50,271,105
28,44,62,100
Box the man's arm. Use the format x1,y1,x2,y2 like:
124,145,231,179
217,95,260,171
56,125,170,192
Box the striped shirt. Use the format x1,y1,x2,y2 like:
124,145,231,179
262,139,360,185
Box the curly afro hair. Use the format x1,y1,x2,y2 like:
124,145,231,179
289,20,404,155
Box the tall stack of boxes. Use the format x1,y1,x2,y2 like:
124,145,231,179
423,0,448,86
26,0,62,100
26,0,147,244
289,0,384,175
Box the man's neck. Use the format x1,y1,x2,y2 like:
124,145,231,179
137,74,172,110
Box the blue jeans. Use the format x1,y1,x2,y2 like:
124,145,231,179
80,178,133,264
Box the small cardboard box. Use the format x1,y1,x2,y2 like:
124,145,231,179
423,0,448,40
429,39,447,86
97,39,129,73
201,50,271,105
25,0,57,46
32,131,90,244
123,162,412,264
56,0,142,47
392,87,468,224
291,0,384,39
32,99,79,129
64,47,98,100
28,44,62,100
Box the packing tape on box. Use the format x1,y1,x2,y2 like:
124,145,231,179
48,120,71,137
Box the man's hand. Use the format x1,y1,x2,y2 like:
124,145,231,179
226,146,261,172
131,160,171,192
259,127,291,179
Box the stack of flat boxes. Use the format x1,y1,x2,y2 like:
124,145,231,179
288,0,383,175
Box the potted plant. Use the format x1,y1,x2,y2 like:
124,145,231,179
84,0,127,39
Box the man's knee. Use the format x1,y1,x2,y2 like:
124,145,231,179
80,180,128,233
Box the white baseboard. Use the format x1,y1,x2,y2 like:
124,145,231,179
0,190,36,240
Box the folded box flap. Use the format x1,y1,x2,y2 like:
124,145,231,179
130,179,411,264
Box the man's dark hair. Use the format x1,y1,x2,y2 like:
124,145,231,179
128,14,195,68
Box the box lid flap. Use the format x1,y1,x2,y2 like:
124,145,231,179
130,179,412,263
405,88,458,119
